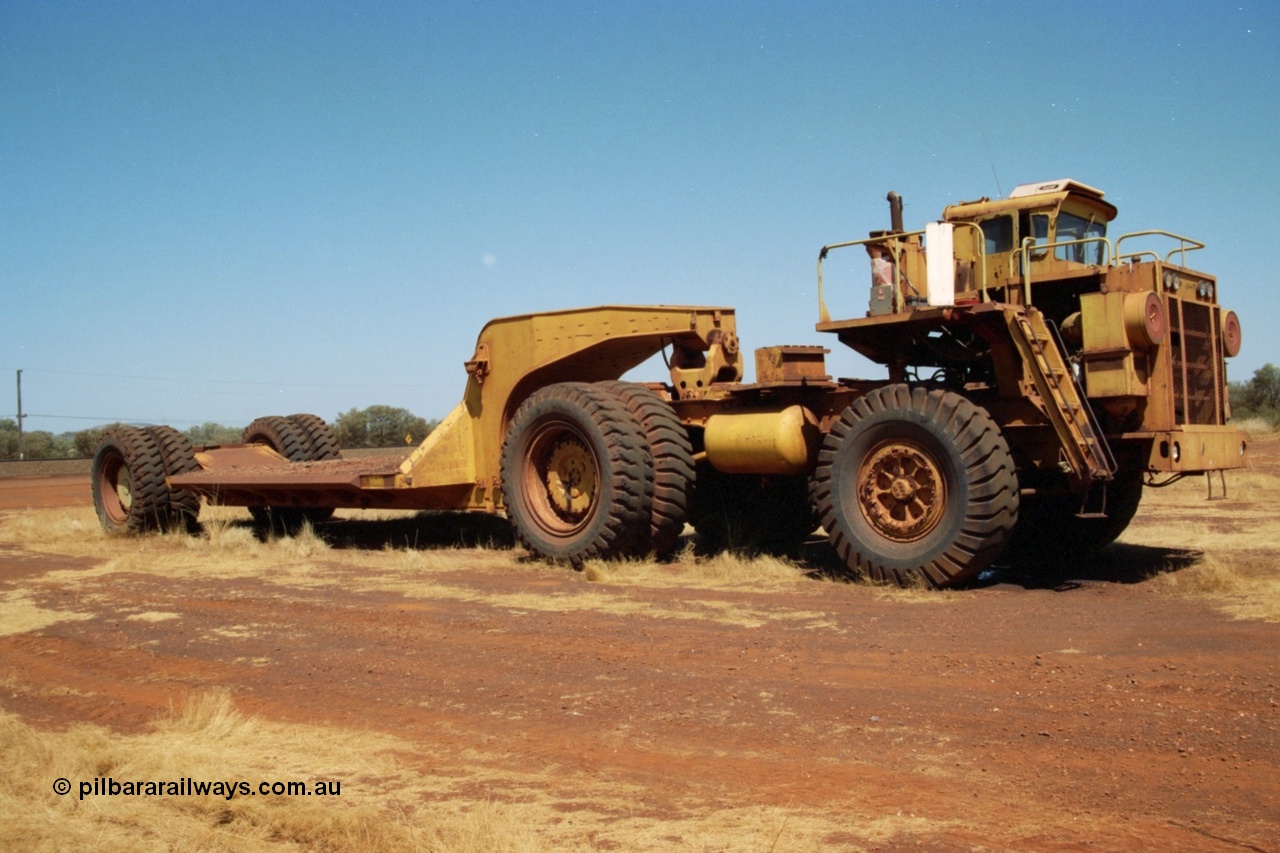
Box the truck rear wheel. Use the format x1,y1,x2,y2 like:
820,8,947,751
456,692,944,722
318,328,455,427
501,382,652,567
1008,469,1143,562
812,385,1019,588
92,427,171,534
596,381,693,558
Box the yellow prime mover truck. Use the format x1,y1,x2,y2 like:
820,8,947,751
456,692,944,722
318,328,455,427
92,179,1248,588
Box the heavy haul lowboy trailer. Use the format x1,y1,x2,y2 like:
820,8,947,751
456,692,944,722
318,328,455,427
93,179,1248,588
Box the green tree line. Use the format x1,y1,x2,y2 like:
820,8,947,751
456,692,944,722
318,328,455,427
1229,363,1280,426
0,405,437,461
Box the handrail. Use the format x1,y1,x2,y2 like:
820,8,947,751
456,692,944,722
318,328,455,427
1019,236,1113,305
1114,230,1204,268
949,221,989,303
817,230,924,323
816,225,1200,323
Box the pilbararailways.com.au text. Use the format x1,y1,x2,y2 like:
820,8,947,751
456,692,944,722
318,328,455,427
54,776,341,801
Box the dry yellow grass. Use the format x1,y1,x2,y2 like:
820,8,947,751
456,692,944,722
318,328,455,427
0,689,969,852
0,690,546,853
1123,438,1280,621
6,467,1276,848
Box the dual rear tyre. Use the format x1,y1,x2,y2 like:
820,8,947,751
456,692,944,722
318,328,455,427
241,414,340,534
500,381,694,567
501,381,1023,586
93,426,201,533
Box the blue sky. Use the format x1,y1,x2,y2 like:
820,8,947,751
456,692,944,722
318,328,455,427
2,1,1277,433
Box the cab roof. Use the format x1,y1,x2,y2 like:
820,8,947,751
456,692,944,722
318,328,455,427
942,178,1117,223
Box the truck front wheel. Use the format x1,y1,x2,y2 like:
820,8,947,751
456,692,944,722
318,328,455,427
501,383,653,567
812,385,1018,588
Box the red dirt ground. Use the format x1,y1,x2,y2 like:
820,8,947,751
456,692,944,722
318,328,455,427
1,446,1278,851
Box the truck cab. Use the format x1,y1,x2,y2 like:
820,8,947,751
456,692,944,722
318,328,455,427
942,178,1117,302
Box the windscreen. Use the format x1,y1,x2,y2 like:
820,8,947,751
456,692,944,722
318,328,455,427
1055,212,1106,264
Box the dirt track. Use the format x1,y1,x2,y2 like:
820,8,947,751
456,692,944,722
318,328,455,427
1,450,1278,850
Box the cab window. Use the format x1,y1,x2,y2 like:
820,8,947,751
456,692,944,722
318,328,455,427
1055,212,1106,264
980,216,1014,255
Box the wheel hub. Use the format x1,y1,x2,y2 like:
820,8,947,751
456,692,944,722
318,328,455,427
545,439,596,518
115,467,134,511
858,440,944,542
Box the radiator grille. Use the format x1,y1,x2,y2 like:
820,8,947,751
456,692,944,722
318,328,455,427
1168,298,1223,425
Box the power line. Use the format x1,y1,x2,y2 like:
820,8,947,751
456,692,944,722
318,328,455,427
20,367,437,390
28,413,192,423
18,414,224,427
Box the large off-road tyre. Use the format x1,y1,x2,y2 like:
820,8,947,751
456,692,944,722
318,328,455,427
242,415,332,530
284,413,339,524
501,382,653,567
1006,468,1143,564
286,413,341,461
143,425,202,531
243,416,310,462
689,464,819,557
812,385,1019,588
92,427,171,534
596,381,694,558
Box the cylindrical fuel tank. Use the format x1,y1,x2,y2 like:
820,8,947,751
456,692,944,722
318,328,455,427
703,405,820,475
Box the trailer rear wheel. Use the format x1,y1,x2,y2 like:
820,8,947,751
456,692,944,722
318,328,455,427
501,382,652,566
596,381,693,557
143,425,202,531
243,415,333,528
92,427,171,534
243,416,310,462
812,385,1018,588
287,413,341,461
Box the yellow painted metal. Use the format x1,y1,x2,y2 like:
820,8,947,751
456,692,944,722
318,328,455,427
1080,291,1129,353
398,402,477,488
1122,291,1165,347
1145,425,1249,473
396,305,738,510
703,405,820,475
1004,306,1114,483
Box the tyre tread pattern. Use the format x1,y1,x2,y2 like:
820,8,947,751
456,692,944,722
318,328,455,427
242,415,333,531
92,426,171,534
501,382,652,567
811,385,1019,588
286,413,341,461
143,425,202,529
242,416,310,462
596,381,693,557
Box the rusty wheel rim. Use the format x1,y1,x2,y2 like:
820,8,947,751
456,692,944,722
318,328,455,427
856,438,945,542
520,420,600,540
97,452,132,525
544,439,596,517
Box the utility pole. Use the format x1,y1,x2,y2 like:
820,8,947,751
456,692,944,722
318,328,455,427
15,369,24,461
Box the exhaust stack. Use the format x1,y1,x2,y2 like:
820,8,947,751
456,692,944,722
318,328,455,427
887,191,904,233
